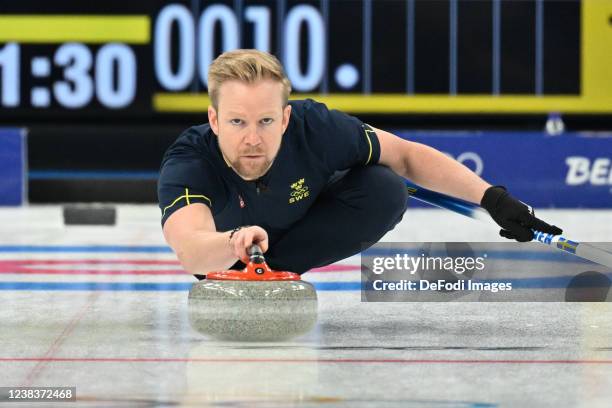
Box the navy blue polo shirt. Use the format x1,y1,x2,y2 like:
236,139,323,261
157,99,381,237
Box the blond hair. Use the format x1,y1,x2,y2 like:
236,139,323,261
207,49,292,110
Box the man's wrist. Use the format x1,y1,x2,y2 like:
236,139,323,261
229,225,251,241
480,185,507,212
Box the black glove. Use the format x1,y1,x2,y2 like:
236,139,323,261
481,186,562,242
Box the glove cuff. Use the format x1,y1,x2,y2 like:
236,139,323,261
480,185,507,213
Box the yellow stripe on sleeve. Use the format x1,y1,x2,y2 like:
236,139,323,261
162,191,212,217
363,126,375,165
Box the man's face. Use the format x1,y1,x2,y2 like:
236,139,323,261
208,79,291,180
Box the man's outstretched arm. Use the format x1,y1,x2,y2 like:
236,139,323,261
162,203,269,275
373,126,489,204
373,126,562,241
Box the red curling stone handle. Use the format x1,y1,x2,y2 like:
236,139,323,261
207,244,301,281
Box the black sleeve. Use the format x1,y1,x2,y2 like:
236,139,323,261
302,99,381,172
157,129,224,227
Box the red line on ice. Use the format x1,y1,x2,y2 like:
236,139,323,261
0,260,358,274
2,357,612,365
20,294,99,386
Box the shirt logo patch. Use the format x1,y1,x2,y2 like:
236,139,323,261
289,178,310,204
238,194,245,208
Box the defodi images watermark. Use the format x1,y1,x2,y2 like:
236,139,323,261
361,242,612,302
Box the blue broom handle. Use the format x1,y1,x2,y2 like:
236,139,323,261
405,181,612,269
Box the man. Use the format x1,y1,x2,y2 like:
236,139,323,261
158,49,562,277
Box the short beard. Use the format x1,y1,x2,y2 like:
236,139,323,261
231,156,273,180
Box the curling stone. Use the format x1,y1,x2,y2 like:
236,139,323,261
188,245,318,341
565,271,612,302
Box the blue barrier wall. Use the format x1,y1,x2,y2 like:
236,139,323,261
396,131,612,208
0,128,27,206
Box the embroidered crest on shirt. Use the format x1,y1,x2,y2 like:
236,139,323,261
289,178,310,204
238,194,245,208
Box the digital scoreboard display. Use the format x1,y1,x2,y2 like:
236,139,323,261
0,0,611,118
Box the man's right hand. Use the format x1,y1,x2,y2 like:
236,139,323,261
229,226,269,263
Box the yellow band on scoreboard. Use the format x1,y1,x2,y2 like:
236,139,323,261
153,93,612,114
581,0,612,107
0,15,150,44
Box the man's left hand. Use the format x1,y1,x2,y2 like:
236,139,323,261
481,186,563,242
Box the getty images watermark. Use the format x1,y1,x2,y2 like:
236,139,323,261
361,242,612,302
370,251,512,293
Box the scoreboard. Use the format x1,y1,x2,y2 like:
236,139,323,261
0,0,611,117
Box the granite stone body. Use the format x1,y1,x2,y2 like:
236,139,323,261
188,280,318,341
